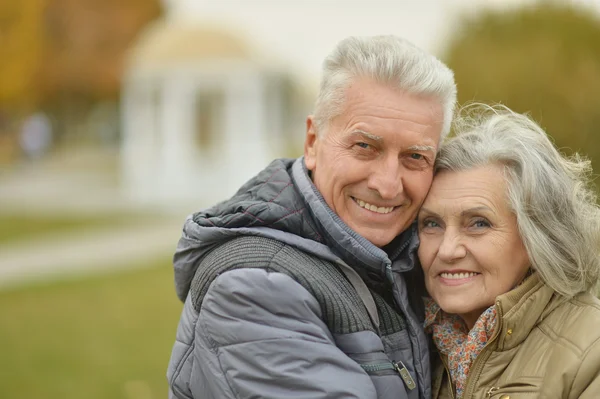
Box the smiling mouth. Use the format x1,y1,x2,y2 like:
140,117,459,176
352,197,397,215
439,272,480,280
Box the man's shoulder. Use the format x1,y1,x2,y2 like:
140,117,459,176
188,235,334,306
190,235,375,335
202,234,322,268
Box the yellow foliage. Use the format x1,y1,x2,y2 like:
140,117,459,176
0,0,44,109
0,0,162,111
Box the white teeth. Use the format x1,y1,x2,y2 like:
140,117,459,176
354,198,394,214
440,272,478,279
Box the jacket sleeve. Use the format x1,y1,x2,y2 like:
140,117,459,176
571,337,600,399
191,267,377,399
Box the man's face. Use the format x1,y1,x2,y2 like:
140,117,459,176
304,78,444,247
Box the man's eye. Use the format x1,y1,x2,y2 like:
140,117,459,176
410,153,424,160
356,142,370,149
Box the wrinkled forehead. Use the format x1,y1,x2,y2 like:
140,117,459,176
423,167,509,211
327,80,445,140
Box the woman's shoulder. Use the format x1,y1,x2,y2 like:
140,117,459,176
566,291,600,324
572,291,600,309
539,292,600,352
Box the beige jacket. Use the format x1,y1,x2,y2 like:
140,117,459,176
432,274,600,399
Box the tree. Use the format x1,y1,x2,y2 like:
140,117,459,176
444,2,600,186
39,0,162,104
0,0,162,143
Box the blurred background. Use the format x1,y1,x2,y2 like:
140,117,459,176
1,0,599,398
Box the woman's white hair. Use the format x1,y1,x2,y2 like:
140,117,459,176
437,104,600,297
313,35,457,139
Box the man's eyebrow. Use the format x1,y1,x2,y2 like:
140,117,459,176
407,145,436,152
351,129,383,142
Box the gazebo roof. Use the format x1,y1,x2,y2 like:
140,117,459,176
126,19,254,69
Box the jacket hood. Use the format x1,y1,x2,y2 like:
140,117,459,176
173,157,420,301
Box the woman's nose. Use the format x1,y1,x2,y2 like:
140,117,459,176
437,229,467,263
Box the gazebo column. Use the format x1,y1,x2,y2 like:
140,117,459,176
122,79,162,202
159,76,192,200
223,70,270,196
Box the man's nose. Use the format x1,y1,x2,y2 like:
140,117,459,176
437,229,467,263
366,157,403,200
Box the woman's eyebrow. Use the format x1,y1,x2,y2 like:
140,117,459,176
418,207,439,217
419,206,493,218
460,206,492,217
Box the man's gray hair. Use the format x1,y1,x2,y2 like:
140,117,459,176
313,35,457,139
436,104,600,298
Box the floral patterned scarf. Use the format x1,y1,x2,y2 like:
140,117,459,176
424,298,497,399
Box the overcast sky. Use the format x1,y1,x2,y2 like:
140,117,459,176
164,0,600,81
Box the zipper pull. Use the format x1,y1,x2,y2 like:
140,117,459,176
385,263,394,283
486,386,500,398
393,361,416,391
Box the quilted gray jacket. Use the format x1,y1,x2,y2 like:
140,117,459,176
167,157,431,399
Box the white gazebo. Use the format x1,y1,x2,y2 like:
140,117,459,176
120,19,307,210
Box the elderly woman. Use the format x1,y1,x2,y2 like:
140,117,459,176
418,105,600,399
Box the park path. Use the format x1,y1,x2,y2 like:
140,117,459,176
0,148,190,289
0,218,184,289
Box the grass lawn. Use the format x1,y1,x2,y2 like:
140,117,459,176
0,213,142,244
0,260,182,399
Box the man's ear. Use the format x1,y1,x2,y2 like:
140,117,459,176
304,115,318,171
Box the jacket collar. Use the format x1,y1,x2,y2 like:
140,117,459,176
495,273,561,350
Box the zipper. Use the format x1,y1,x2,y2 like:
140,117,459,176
383,231,414,282
462,300,504,398
384,229,412,282
385,257,426,398
360,361,396,374
360,360,416,391
385,262,394,283
486,386,500,398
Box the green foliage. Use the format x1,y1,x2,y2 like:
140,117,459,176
0,261,181,399
444,2,600,185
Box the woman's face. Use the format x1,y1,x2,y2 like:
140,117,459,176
417,165,531,329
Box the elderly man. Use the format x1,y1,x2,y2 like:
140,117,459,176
167,35,456,399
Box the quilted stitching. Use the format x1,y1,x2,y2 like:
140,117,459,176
192,160,324,243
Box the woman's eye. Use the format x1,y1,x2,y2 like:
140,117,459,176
422,219,440,229
472,218,491,228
